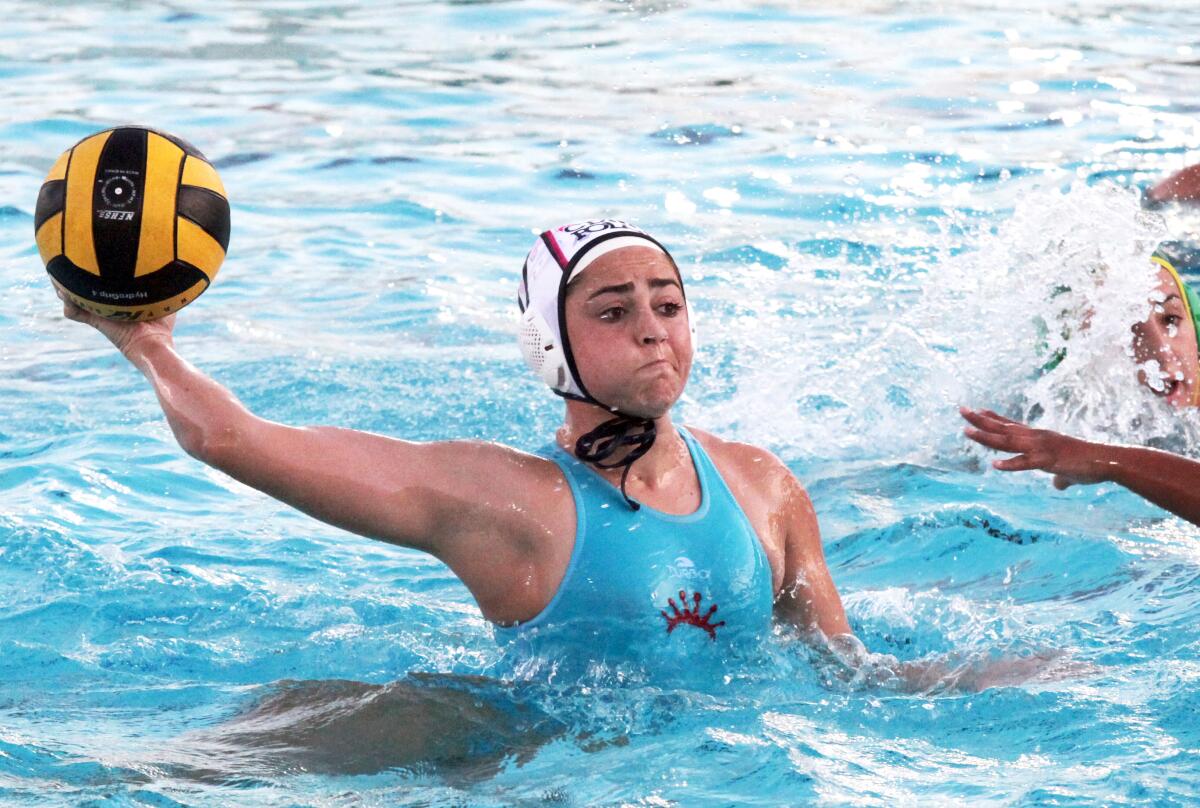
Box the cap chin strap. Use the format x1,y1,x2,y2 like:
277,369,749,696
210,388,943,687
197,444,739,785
573,410,656,511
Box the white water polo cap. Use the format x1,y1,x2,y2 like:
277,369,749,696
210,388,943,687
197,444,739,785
517,219,690,401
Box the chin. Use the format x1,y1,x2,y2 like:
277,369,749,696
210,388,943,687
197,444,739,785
609,390,679,420
590,372,688,419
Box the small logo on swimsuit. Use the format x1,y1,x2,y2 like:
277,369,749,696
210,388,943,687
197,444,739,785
660,590,726,640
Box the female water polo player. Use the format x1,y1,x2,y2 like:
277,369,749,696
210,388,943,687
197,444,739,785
58,219,1046,688
1133,248,1200,407
961,406,1200,527
1134,162,1200,403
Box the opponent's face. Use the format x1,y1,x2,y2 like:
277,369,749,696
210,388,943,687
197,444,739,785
1132,266,1199,407
564,247,693,419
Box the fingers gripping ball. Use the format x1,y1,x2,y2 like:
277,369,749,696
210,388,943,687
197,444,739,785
34,126,230,321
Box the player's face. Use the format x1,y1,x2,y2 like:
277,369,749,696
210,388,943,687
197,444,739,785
1132,266,1199,407
564,247,693,419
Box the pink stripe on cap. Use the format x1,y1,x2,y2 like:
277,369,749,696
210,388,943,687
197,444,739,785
542,229,571,269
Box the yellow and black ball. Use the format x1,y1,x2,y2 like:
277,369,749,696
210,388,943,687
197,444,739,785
34,126,230,321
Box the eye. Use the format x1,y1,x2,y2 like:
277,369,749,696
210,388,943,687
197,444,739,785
658,302,683,317
599,306,625,322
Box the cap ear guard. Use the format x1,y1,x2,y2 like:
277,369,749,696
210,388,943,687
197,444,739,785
519,306,572,393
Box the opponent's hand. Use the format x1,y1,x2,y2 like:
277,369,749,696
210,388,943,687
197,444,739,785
959,406,1113,490
56,287,175,358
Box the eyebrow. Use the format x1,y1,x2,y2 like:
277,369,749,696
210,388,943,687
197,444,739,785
586,277,681,301
1163,294,1183,305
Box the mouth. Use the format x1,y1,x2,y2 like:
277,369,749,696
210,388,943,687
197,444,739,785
1167,377,1189,402
1139,361,1185,401
1154,376,1186,402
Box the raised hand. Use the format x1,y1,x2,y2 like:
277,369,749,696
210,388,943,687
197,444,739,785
56,287,175,358
959,406,1111,490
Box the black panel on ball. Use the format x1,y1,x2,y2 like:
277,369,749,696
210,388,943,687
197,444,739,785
47,255,207,303
178,186,231,251
91,127,148,281
35,180,65,232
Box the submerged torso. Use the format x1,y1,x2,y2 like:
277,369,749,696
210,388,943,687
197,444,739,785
495,427,775,678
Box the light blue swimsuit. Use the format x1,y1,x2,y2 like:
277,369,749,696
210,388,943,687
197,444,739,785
495,427,775,674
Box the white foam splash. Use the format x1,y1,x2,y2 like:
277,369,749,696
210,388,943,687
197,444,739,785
694,182,1200,462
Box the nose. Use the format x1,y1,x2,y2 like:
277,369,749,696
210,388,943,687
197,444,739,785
1134,320,1169,359
1134,321,1184,375
638,307,669,345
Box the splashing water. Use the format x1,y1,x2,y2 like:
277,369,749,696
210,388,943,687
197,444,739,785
701,183,1200,462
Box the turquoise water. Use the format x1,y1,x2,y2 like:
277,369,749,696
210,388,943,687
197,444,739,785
3,1,1200,805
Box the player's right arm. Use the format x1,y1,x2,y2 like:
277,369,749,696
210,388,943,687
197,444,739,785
60,297,571,624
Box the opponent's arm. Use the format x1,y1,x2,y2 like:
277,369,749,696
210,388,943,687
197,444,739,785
961,406,1200,525
1147,163,1200,205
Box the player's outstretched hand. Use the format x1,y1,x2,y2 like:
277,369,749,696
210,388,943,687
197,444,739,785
57,287,176,358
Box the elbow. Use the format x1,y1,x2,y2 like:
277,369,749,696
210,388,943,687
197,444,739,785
181,422,243,468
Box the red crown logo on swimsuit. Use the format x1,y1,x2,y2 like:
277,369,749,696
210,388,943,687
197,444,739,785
660,590,726,640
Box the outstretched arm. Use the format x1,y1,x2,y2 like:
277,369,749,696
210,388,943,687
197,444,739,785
57,296,565,622
961,406,1200,525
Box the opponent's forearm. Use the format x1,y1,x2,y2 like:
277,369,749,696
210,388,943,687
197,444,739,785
1098,444,1200,525
124,336,251,460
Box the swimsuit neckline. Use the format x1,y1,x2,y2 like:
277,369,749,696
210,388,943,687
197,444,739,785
552,426,711,523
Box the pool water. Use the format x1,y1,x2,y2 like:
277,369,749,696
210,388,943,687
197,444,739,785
2,2,1200,805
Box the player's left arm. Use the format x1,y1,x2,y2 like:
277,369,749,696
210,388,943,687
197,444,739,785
772,469,854,639
772,453,1080,692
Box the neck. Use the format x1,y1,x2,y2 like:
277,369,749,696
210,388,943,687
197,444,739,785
557,400,687,489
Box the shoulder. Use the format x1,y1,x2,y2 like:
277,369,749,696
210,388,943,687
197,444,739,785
420,439,577,624
685,425,817,541
684,425,802,501
683,426,817,593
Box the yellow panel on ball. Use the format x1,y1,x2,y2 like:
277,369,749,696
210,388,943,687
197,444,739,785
134,132,184,278
177,217,226,281
63,129,110,276
181,155,226,197
35,212,63,267
45,150,70,182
